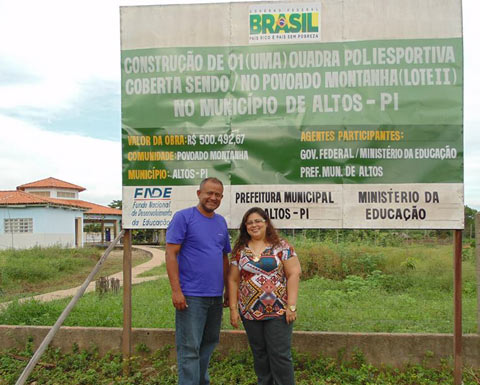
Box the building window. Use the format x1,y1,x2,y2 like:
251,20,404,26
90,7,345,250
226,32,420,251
31,191,51,197
57,191,76,198
4,218,33,233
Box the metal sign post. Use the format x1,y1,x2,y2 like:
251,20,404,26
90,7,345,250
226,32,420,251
454,230,463,385
122,229,132,375
476,213,480,335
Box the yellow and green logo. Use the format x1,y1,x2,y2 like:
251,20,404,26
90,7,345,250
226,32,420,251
250,12,319,35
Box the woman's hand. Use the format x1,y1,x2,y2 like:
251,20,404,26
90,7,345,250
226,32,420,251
230,307,240,329
285,307,297,324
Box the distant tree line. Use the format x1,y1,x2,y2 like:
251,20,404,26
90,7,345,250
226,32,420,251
464,205,477,239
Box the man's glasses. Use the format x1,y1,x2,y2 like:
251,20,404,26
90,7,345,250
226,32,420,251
245,218,266,226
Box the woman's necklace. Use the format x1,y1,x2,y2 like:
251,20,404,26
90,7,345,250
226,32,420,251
248,242,267,262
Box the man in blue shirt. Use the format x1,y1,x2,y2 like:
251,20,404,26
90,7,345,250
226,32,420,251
166,177,231,385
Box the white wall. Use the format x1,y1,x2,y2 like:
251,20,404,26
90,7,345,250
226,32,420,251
0,206,83,249
0,233,75,250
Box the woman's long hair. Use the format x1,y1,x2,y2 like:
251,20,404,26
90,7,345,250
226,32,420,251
232,207,281,255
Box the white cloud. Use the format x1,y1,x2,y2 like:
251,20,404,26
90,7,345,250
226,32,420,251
0,0,230,112
0,80,79,111
0,0,121,112
463,0,480,125
0,114,121,206
463,1,480,209
0,0,478,211
465,164,480,210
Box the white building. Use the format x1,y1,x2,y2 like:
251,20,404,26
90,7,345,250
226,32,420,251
0,177,121,249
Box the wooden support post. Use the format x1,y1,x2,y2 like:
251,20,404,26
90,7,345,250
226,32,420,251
122,229,132,375
453,230,462,385
159,229,166,245
15,231,124,385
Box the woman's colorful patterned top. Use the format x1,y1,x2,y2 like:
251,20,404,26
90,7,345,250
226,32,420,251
231,239,297,321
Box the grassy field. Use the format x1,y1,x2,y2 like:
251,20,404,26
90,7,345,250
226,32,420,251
0,240,478,384
0,247,151,303
2,343,480,385
0,241,477,333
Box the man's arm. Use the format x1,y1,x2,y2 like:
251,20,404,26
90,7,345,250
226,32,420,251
165,243,187,310
222,253,230,307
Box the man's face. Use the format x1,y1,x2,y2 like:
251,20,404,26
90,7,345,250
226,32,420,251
197,181,224,213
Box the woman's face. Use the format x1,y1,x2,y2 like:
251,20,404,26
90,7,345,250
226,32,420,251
245,212,267,241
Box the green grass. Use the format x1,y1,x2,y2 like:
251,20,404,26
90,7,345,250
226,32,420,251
297,275,476,333
0,247,151,303
0,247,101,281
0,242,477,333
0,266,476,333
136,263,167,277
1,344,480,385
0,280,174,328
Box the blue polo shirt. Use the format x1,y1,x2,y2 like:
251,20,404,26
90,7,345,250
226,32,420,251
166,206,231,296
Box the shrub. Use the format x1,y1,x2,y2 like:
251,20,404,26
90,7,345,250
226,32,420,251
295,242,385,280
0,246,101,289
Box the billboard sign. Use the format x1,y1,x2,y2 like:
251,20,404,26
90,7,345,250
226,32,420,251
121,0,463,229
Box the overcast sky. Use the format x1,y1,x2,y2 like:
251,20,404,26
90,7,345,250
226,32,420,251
0,0,478,209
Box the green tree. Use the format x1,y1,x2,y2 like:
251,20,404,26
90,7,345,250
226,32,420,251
108,199,122,209
464,205,477,239
84,223,102,233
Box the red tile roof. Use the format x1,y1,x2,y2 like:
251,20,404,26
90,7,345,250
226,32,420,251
17,177,86,192
0,191,121,216
0,190,86,210
51,199,122,215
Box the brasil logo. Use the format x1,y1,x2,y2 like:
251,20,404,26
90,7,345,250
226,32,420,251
249,5,320,42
